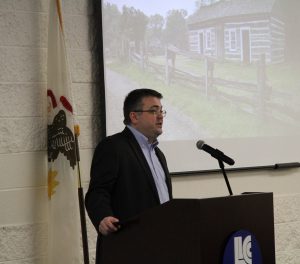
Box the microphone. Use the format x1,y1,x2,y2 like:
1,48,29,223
196,140,235,166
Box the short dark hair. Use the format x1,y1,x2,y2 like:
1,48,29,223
123,88,163,125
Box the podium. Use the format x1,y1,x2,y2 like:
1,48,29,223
99,193,275,263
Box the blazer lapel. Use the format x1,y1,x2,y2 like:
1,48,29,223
155,147,172,199
122,128,160,202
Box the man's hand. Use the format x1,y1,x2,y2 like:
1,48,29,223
99,216,120,235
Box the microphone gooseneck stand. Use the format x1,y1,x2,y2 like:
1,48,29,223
218,159,233,196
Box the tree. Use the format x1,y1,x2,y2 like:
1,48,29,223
120,6,148,55
146,14,165,55
102,3,122,57
163,9,189,50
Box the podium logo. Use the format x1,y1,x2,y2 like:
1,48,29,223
234,235,251,263
223,230,262,264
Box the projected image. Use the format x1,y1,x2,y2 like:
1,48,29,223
103,0,300,141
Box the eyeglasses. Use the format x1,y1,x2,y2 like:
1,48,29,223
134,109,167,117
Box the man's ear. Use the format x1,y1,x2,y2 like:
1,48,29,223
129,112,138,125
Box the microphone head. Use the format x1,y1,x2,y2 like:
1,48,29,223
196,140,205,149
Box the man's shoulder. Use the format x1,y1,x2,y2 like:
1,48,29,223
96,127,133,147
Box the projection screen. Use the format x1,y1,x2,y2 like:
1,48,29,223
101,0,300,173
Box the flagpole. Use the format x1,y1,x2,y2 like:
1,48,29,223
74,125,90,264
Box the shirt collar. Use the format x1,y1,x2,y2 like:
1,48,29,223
127,125,159,149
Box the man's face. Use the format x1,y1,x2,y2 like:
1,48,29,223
130,96,164,142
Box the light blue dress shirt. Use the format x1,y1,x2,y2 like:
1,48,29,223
127,125,170,204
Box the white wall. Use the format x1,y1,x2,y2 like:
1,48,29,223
0,0,299,263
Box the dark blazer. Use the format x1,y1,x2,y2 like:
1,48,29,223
85,127,172,262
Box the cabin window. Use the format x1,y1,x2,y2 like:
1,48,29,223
229,29,237,51
206,30,212,50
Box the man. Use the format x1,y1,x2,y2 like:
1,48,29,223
85,88,172,261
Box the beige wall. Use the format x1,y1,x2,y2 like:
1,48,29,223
0,0,299,263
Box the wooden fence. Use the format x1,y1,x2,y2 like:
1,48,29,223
129,47,298,122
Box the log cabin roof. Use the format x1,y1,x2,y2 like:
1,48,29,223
188,0,277,26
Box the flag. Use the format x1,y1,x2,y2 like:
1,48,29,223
47,0,81,263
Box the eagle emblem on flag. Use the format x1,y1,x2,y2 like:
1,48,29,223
48,109,77,169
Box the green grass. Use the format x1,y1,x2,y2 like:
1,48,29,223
107,58,300,137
